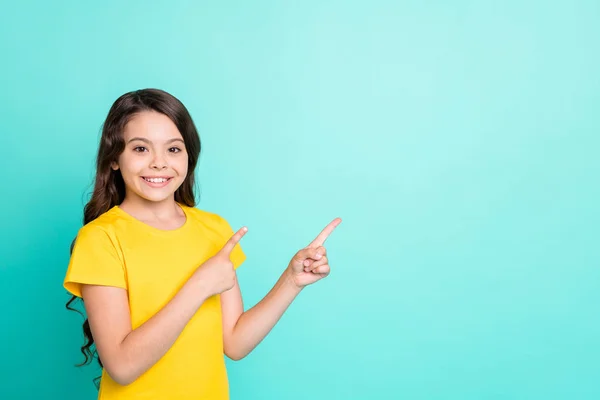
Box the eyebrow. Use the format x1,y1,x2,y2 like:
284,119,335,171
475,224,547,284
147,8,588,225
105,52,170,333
127,137,185,144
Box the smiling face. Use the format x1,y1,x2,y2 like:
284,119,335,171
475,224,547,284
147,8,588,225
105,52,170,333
111,110,189,205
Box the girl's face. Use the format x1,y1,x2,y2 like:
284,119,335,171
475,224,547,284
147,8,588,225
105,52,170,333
112,111,188,205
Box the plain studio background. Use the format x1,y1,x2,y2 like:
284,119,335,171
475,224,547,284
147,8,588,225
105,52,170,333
1,1,599,399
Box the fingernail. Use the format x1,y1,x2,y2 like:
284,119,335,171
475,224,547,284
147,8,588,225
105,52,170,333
315,253,322,259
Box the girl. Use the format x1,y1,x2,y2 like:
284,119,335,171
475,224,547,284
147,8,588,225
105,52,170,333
63,88,341,400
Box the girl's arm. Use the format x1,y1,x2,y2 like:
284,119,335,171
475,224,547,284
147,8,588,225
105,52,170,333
82,279,210,385
221,218,340,360
220,266,302,361
83,226,248,386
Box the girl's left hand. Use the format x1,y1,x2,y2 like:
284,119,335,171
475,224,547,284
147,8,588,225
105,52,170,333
287,218,342,289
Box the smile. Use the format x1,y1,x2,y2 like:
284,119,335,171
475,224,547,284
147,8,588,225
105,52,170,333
141,176,173,187
143,177,170,183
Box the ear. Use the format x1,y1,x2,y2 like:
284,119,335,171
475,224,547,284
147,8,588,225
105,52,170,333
111,161,119,170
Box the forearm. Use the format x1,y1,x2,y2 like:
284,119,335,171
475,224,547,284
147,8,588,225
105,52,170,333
110,280,209,384
228,268,302,360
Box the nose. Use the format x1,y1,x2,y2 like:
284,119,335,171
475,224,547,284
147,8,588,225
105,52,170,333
150,153,167,170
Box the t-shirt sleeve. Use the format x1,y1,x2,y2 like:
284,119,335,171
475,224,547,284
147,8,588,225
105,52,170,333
217,216,247,270
63,224,127,298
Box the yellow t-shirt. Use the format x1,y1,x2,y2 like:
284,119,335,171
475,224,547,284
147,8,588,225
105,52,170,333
63,203,246,400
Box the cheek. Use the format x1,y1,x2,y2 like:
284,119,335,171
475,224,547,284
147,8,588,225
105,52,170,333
118,155,146,178
175,157,189,177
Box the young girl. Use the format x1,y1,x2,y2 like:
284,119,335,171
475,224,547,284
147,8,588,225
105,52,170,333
63,88,341,399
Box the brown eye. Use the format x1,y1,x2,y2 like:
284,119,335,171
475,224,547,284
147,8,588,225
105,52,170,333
133,146,147,152
169,147,182,153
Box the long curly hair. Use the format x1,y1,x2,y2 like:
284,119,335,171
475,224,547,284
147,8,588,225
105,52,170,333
65,88,201,387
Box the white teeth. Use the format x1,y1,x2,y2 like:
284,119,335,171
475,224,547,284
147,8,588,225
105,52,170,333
145,178,168,183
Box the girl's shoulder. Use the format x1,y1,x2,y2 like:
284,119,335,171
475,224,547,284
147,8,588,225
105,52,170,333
77,206,127,233
182,205,236,235
183,205,225,223
71,207,123,249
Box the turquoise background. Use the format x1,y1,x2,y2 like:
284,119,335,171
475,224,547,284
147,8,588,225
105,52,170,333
1,1,599,399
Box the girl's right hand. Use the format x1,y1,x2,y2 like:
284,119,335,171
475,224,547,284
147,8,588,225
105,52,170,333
193,226,248,297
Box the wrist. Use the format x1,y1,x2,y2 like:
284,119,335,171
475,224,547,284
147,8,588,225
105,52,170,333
185,275,212,305
284,266,305,293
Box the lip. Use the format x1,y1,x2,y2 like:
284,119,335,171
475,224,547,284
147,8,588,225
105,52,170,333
140,176,173,188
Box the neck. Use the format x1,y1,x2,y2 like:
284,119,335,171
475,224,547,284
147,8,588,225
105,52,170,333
119,195,182,221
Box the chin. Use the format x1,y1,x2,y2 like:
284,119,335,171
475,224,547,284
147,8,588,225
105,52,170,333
141,193,177,203
130,187,179,204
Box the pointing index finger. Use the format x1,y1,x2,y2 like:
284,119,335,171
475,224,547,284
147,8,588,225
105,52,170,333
308,218,342,248
220,226,248,256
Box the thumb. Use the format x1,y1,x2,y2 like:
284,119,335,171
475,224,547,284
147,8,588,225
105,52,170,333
219,226,248,257
292,247,321,264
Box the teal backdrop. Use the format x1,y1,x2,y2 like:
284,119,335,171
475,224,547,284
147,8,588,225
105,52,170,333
1,1,599,399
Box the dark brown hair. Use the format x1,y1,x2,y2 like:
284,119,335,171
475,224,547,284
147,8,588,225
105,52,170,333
65,88,201,386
